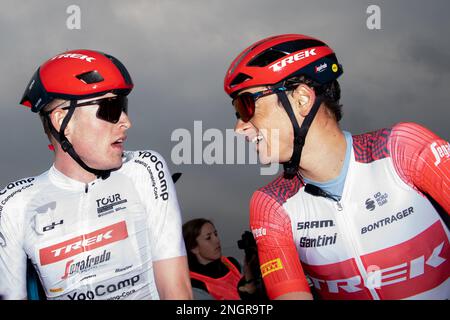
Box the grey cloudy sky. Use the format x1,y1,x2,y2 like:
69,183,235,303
1,0,449,259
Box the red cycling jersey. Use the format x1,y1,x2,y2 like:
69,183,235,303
250,122,449,299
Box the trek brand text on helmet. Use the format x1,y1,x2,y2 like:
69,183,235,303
20,49,134,179
224,34,343,177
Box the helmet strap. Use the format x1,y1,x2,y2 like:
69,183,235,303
46,100,111,180
276,90,322,178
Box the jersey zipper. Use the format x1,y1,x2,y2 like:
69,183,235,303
81,183,90,232
334,197,380,300
305,183,380,299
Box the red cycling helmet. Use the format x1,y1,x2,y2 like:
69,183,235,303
20,49,134,179
20,49,133,112
224,34,342,97
224,34,344,177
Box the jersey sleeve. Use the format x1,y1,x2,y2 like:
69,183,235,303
136,151,187,261
389,122,450,214
250,191,310,299
0,195,27,299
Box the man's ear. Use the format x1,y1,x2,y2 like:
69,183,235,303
49,108,69,133
291,84,316,117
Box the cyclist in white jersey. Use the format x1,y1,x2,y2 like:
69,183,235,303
0,49,193,300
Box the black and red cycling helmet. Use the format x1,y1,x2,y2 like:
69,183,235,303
224,34,344,177
224,34,342,97
20,49,133,112
20,49,134,179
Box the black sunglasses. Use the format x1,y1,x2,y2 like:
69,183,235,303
60,96,128,124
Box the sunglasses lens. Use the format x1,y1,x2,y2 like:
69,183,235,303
233,93,254,122
96,96,128,124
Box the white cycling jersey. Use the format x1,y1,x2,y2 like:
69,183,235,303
0,150,186,300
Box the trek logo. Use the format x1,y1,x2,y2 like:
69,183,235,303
297,220,335,230
51,53,96,62
43,220,64,232
39,221,128,265
67,275,140,300
431,142,450,166
310,242,445,293
315,63,327,73
61,250,111,279
269,49,317,72
96,193,128,216
303,221,449,299
305,221,449,299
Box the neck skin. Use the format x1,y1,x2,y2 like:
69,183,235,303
53,143,97,184
195,255,216,266
297,107,347,183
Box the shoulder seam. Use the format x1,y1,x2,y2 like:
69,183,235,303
257,174,304,205
352,128,391,163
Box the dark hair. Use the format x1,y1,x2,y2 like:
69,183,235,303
182,218,214,266
285,76,343,122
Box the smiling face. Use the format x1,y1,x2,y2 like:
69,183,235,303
191,222,222,265
234,86,296,165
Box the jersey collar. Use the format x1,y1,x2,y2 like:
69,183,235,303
48,165,98,191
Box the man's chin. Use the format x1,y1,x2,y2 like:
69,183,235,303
98,159,123,172
109,161,124,171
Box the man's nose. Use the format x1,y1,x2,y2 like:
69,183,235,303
119,111,132,130
234,119,258,141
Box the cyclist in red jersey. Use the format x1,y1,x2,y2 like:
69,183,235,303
223,34,449,300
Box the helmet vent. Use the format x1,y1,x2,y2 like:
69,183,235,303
272,39,326,54
247,49,287,67
248,39,327,67
76,70,104,84
230,73,253,87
